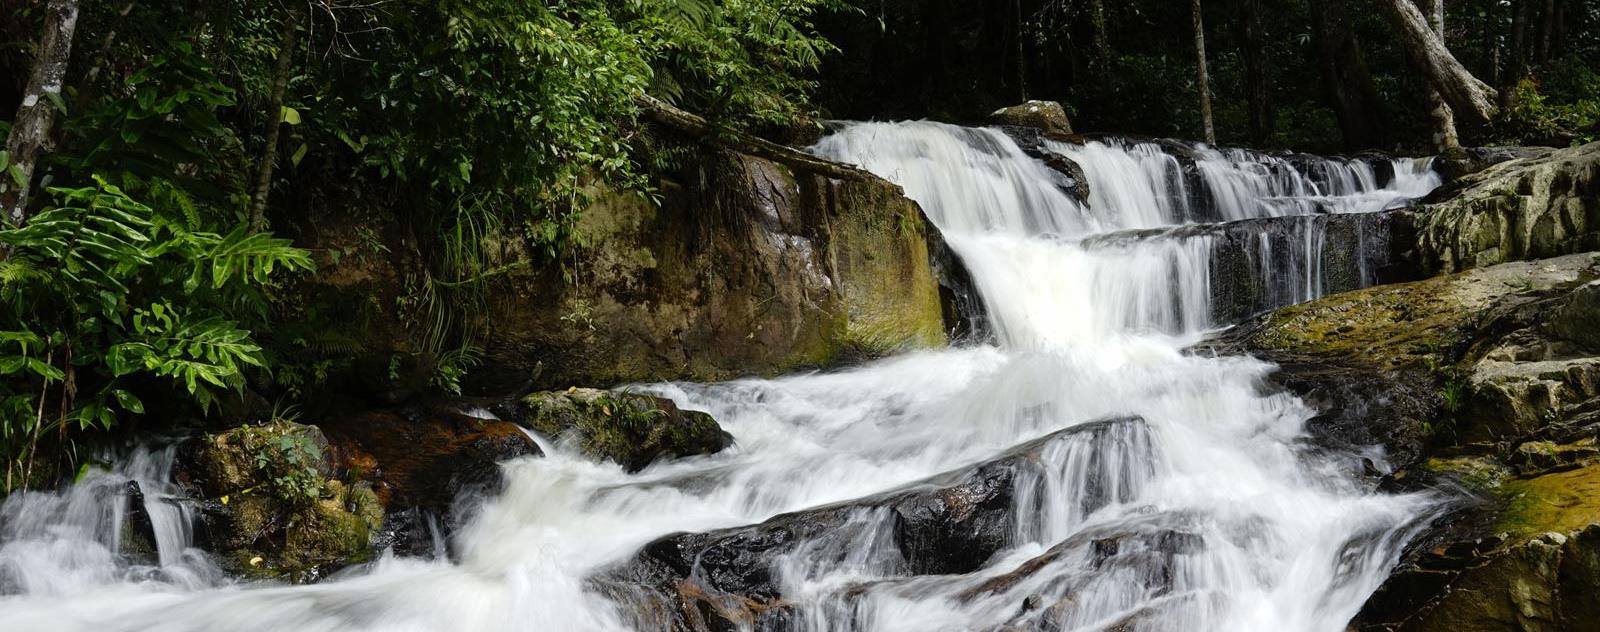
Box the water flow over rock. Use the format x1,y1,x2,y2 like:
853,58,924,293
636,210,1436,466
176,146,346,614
0,121,1444,632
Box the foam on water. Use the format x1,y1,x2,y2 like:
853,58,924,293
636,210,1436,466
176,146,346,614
0,121,1443,631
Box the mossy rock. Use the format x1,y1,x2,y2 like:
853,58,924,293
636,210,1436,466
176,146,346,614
189,420,333,498
179,421,385,582
518,388,732,472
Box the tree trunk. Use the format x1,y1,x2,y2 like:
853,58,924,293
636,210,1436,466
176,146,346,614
1377,0,1499,122
1012,0,1027,102
1505,0,1530,108
1191,0,1215,144
1,0,81,226
1311,0,1389,149
248,13,300,233
1536,0,1557,64
1241,0,1272,146
635,94,876,181
1088,0,1111,69
1422,0,1460,151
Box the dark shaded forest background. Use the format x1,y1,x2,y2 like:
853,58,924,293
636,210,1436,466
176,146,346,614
815,0,1599,151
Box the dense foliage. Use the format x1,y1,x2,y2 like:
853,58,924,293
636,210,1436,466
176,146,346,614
0,0,839,490
818,0,1600,152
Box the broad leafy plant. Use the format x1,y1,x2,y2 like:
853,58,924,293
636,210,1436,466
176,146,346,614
0,178,311,490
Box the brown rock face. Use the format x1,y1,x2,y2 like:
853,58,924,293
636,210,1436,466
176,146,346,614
317,405,540,510
296,147,964,398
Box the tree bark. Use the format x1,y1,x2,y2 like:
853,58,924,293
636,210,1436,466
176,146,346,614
634,94,876,181
1536,0,1560,64
1191,0,1215,144
1376,0,1498,122
1241,0,1272,146
1012,0,1027,102
1311,0,1388,149
2,0,81,226
248,13,300,233
1088,0,1110,69
1422,0,1460,151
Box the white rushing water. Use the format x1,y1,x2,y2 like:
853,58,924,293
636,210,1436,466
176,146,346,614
0,122,1442,631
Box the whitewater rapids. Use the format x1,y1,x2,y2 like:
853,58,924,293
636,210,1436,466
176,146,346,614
0,122,1443,631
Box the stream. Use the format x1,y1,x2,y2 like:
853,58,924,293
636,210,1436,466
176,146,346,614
1,121,1444,631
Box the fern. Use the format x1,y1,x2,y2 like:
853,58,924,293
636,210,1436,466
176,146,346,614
0,177,311,487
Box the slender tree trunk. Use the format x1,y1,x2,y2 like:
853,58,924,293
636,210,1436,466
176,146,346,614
1088,0,1110,69
1311,0,1389,149
1422,0,1460,151
1505,0,1530,107
74,2,135,111
1536,0,1558,64
1241,0,1272,146
2,0,81,226
248,13,300,233
1376,0,1499,122
1192,0,1215,144
1012,0,1027,101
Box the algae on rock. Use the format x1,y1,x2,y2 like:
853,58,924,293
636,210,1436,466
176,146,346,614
182,421,383,581
515,388,731,473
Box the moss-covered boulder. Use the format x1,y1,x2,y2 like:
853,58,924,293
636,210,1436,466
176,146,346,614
1409,141,1600,275
989,100,1074,136
514,389,731,472
1211,253,1600,631
178,421,383,582
295,146,964,398
1357,459,1600,632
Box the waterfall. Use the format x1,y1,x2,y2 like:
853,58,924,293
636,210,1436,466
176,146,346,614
0,446,221,596
0,122,1442,632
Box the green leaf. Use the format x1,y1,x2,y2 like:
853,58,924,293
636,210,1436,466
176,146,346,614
6,164,24,187
113,389,145,414
291,143,308,168
280,106,302,125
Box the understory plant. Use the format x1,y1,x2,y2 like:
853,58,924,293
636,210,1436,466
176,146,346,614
0,178,311,491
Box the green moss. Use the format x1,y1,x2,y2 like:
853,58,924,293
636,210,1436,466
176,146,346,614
520,388,729,472
1496,463,1600,540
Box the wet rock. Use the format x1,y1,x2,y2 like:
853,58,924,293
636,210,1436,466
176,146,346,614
298,146,960,397
1408,141,1600,275
316,405,540,557
175,421,383,581
118,480,159,566
511,389,729,473
592,417,1147,632
1088,210,1412,328
1356,522,1600,632
989,101,1074,137
1205,253,1600,466
1207,251,1600,631
995,125,1090,203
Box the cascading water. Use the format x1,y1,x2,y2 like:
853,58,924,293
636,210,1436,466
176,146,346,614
0,121,1443,631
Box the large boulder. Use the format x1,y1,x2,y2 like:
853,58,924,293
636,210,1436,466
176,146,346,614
1408,142,1600,275
1200,253,1600,631
510,388,731,473
989,100,1075,137
315,405,541,556
176,421,384,581
175,408,541,576
590,417,1148,631
297,146,965,399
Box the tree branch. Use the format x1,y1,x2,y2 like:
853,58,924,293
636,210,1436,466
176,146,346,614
633,94,876,181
